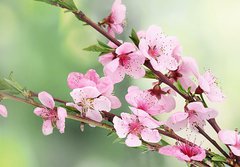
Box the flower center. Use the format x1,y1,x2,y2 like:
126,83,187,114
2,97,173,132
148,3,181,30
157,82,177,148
129,122,143,135
179,144,200,157
41,109,57,121
148,45,160,58
119,54,131,66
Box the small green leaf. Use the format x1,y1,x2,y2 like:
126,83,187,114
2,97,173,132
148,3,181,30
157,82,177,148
129,29,140,47
113,137,123,144
83,44,114,54
211,154,226,162
174,80,188,95
160,139,170,146
144,69,157,79
57,0,78,11
97,40,112,49
35,0,58,5
36,0,78,12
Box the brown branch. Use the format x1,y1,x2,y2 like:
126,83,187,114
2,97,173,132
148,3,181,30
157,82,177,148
196,126,229,158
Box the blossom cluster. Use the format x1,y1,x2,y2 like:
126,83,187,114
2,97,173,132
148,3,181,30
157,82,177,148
1,0,239,166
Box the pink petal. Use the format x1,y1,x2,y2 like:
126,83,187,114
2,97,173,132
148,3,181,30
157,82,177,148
0,105,8,117
99,53,114,66
121,112,137,124
145,25,163,47
67,72,84,89
199,76,211,93
113,116,129,138
70,87,101,103
93,96,111,112
229,146,240,156
86,109,103,122
159,145,179,157
166,112,189,131
111,0,126,24
106,95,121,109
141,128,161,143
218,130,238,145
38,91,55,109
57,107,67,120
206,86,225,102
125,134,142,147
85,69,100,83
42,120,53,135
104,65,125,83
187,102,205,112
97,76,114,95
106,58,120,73
191,149,206,161
66,102,82,111
34,107,45,116
115,42,135,55
179,57,199,77
124,52,146,79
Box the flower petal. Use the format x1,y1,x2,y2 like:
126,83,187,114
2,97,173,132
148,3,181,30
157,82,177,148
93,96,111,112
38,91,55,109
125,134,142,147
86,109,103,122
0,105,8,117
113,116,129,138
42,120,53,135
218,130,238,145
141,128,161,143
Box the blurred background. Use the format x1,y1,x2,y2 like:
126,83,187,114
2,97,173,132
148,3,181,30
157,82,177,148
1,0,240,166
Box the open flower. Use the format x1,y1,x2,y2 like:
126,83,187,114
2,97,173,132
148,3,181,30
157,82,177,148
113,108,161,147
68,86,111,123
159,143,206,162
198,71,225,102
139,25,180,73
166,102,217,131
218,130,240,156
34,91,67,135
67,69,121,109
99,42,145,83
0,104,8,117
101,0,126,36
168,57,199,92
125,86,175,116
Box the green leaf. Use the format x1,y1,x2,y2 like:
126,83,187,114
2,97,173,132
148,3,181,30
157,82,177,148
57,0,78,11
97,40,112,49
129,29,140,47
211,154,226,162
160,139,170,146
35,0,58,5
0,73,27,95
144,69,157,79
36,0,78,12
83,44,114,54
174,80,188,95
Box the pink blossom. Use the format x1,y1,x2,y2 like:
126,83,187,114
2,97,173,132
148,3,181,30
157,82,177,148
99,42,146,83
0,104,8,117
166,102,217,131
159,143,206,162
168,57,199,92
125,86,175,116
34,91,67,135
67,69,121,109
198,71,225,102
139,25,180,73
68,86,111,123
101,0,126,36
218,130,240,156
113,108,161,147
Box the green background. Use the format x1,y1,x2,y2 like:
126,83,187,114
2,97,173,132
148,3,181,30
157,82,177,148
1,0,240,166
